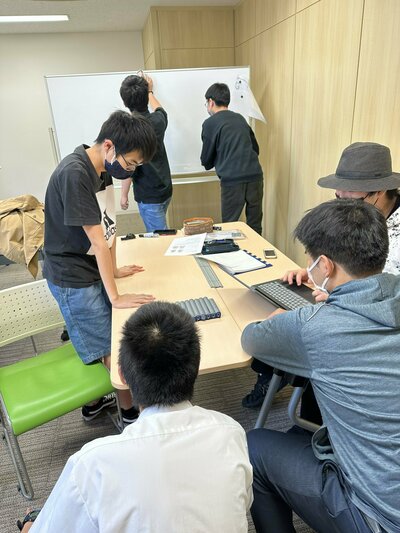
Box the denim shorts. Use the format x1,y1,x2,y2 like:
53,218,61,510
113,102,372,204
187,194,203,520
47,280,111,364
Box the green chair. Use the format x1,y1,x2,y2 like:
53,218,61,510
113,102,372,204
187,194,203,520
0,280,114,499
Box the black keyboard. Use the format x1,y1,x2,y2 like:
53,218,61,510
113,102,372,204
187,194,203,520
252,280,314,310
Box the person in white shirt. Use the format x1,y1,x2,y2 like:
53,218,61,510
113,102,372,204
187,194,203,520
22,302,253,533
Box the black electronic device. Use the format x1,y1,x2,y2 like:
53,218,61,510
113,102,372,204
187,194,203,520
121,233,135,241
153,229,177,235
201,239,240,255
232,275,315,311
251,280,314,310
264,248,277,259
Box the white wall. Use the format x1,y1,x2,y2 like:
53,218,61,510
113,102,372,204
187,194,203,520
0,31,144,202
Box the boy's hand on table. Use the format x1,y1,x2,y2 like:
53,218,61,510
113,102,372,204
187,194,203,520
114,265,144,278
112,293,155,309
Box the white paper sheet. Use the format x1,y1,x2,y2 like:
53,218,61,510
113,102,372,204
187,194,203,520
165,233,206,256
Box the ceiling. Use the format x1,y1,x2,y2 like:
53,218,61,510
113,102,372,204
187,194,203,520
0,0,238,34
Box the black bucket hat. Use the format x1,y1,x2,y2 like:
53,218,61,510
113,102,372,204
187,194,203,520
318,142,400,192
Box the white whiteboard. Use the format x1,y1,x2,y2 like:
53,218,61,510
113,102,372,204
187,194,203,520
45,66,250,175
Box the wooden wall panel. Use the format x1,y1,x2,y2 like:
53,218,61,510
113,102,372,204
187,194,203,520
144,51,156,70
352,0,400,169
168,181,222,228
287,0,363,265
296,0,320,11
142,12,154,63
161,48,234,70
255,0,296,34
235,19,295,250
235,39,254,72
255,19,295,250
157,8,234,50
235,0,256,46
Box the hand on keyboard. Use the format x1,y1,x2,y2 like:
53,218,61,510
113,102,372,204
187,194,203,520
282,269,328,303
282,268,309,286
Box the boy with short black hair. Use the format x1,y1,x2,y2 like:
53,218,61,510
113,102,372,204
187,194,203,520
26,302,253,532
201,82,264,234
43,110,157,423
242,199,400,533
120,74,172,232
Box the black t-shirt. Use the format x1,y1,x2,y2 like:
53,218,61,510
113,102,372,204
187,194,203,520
43,145,116,288
132,108,172,204
200,110,263,186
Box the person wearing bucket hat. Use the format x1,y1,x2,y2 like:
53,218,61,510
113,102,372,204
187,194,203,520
242,142,400,412
318,142,400,276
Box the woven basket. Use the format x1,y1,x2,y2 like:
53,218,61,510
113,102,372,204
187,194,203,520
183,217,214,235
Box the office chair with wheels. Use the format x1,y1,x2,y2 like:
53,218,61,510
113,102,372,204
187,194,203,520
0,280,114,499
254,368,320,433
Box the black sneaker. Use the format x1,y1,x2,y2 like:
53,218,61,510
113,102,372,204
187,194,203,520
82,393,116,421
242,374,287,409
120,406,140,425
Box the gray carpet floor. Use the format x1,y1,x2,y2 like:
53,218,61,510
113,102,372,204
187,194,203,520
0,262,312,532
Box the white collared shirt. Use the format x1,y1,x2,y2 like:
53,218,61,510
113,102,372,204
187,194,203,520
31,402,253,532
385,202,400,275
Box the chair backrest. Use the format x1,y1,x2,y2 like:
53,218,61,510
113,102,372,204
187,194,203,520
0,280,64,348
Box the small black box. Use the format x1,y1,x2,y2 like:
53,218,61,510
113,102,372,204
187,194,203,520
201,239,239,255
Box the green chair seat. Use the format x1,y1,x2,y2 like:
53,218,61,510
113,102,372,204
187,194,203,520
0,342,113,436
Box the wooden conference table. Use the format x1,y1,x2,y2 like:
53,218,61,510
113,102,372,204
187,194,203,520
110,222,300,389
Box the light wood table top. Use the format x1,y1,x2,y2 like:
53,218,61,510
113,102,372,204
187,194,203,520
111,222,299,389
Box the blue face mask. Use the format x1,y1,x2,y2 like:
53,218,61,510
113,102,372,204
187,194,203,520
104,147,134,179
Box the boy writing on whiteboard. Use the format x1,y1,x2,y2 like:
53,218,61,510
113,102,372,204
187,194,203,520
43,110,157,424
201,83,264,235
120,74,173,232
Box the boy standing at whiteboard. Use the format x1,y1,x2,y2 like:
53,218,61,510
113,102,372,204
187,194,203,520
201,83,264,235
43,110,156,424
120,74,172,232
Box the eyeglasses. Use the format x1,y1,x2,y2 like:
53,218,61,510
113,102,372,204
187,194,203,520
119,152,143,171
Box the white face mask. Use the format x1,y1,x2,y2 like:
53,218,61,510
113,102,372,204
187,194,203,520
307,256,330,294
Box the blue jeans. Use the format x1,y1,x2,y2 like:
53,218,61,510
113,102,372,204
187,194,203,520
137,197,171,232
47,280,111,364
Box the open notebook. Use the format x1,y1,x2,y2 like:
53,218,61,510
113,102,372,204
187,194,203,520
200,250,271,274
